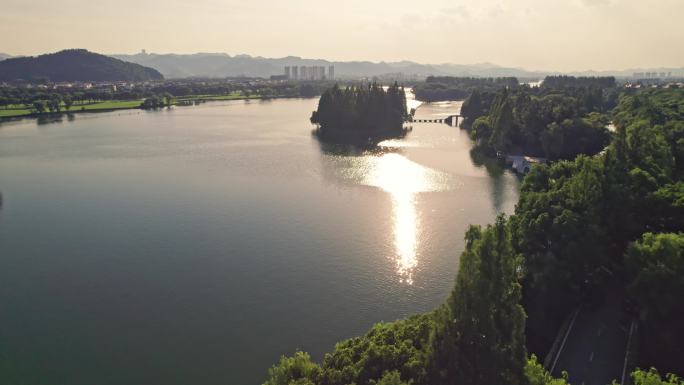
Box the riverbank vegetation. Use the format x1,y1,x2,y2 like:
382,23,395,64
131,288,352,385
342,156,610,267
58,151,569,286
541,75,617,89
0,80,333,118
311,83,409,143
460,77,618,159
0,99,145,117
511,87,684,375
413,76,519,102
264,86,684,384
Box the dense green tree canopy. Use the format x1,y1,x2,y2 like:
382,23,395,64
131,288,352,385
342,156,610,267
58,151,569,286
525,355,570,385
311,83,408,142
510,87,684,371
625,233,684,373
427,217,526,385
542,76,616,89
630,368,684,385
264,314,432,385
413,77,518,102
461,81,614,159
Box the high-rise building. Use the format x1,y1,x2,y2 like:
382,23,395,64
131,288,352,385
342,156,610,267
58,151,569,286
286,65,332,81
328,66,335,80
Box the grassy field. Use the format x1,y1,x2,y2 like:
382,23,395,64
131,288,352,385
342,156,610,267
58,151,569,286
0,93,275,119
0,100,144,118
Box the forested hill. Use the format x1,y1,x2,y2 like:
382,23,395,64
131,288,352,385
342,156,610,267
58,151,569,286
113,52,548,79
0,49,164,82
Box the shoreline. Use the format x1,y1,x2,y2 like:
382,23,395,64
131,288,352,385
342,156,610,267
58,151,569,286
0,94,308,121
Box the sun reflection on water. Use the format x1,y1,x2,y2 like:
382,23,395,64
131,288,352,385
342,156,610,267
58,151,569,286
390,190,418,284
362,153,449,285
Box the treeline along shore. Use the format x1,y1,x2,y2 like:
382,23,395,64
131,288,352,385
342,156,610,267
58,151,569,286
412,76,622,161
263,78,684,385
0,79,337,119
460,76,618,160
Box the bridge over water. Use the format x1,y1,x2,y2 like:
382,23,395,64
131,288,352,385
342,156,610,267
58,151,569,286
410,114,461,126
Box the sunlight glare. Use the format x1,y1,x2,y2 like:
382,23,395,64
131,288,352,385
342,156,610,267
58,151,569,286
363,153,448,284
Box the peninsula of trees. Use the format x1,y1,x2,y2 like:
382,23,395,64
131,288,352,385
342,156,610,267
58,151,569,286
264,85,684,385
460,76,618,159
311,83,409,143
0,49,164,82
413,76,519,102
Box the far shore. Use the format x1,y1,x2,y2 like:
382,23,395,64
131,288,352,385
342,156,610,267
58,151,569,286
0,93,302,120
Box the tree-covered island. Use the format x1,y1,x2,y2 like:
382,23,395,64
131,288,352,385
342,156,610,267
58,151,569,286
311,83,410,144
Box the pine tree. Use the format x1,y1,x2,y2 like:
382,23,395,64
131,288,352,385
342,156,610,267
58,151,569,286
426,216,526,385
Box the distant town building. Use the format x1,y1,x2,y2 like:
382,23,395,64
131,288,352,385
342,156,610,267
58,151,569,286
633,72,672,79
282,65,331,81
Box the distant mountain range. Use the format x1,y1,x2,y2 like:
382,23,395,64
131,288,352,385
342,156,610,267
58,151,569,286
1,49,682,80
0,49,163,81
111,52,550,79
112,52,684,80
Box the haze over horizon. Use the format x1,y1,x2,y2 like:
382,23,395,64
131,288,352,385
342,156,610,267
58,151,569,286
2,0,682,73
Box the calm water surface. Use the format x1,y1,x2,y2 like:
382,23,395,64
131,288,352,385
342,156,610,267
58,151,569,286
0,96,519,385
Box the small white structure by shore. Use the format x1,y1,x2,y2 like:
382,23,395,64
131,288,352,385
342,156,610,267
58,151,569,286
505,155,547,174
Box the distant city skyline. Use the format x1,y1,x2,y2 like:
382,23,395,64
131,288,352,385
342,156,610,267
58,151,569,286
284,66,333,81
1,0,683,72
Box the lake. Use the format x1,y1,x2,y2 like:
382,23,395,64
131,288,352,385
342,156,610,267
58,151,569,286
0,96,520,385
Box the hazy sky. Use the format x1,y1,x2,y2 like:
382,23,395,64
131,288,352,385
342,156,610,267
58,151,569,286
1,0,682,71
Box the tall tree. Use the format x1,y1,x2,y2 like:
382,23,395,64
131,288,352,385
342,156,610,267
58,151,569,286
63,94,73,111
625,233,684,374
427,216,526,385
